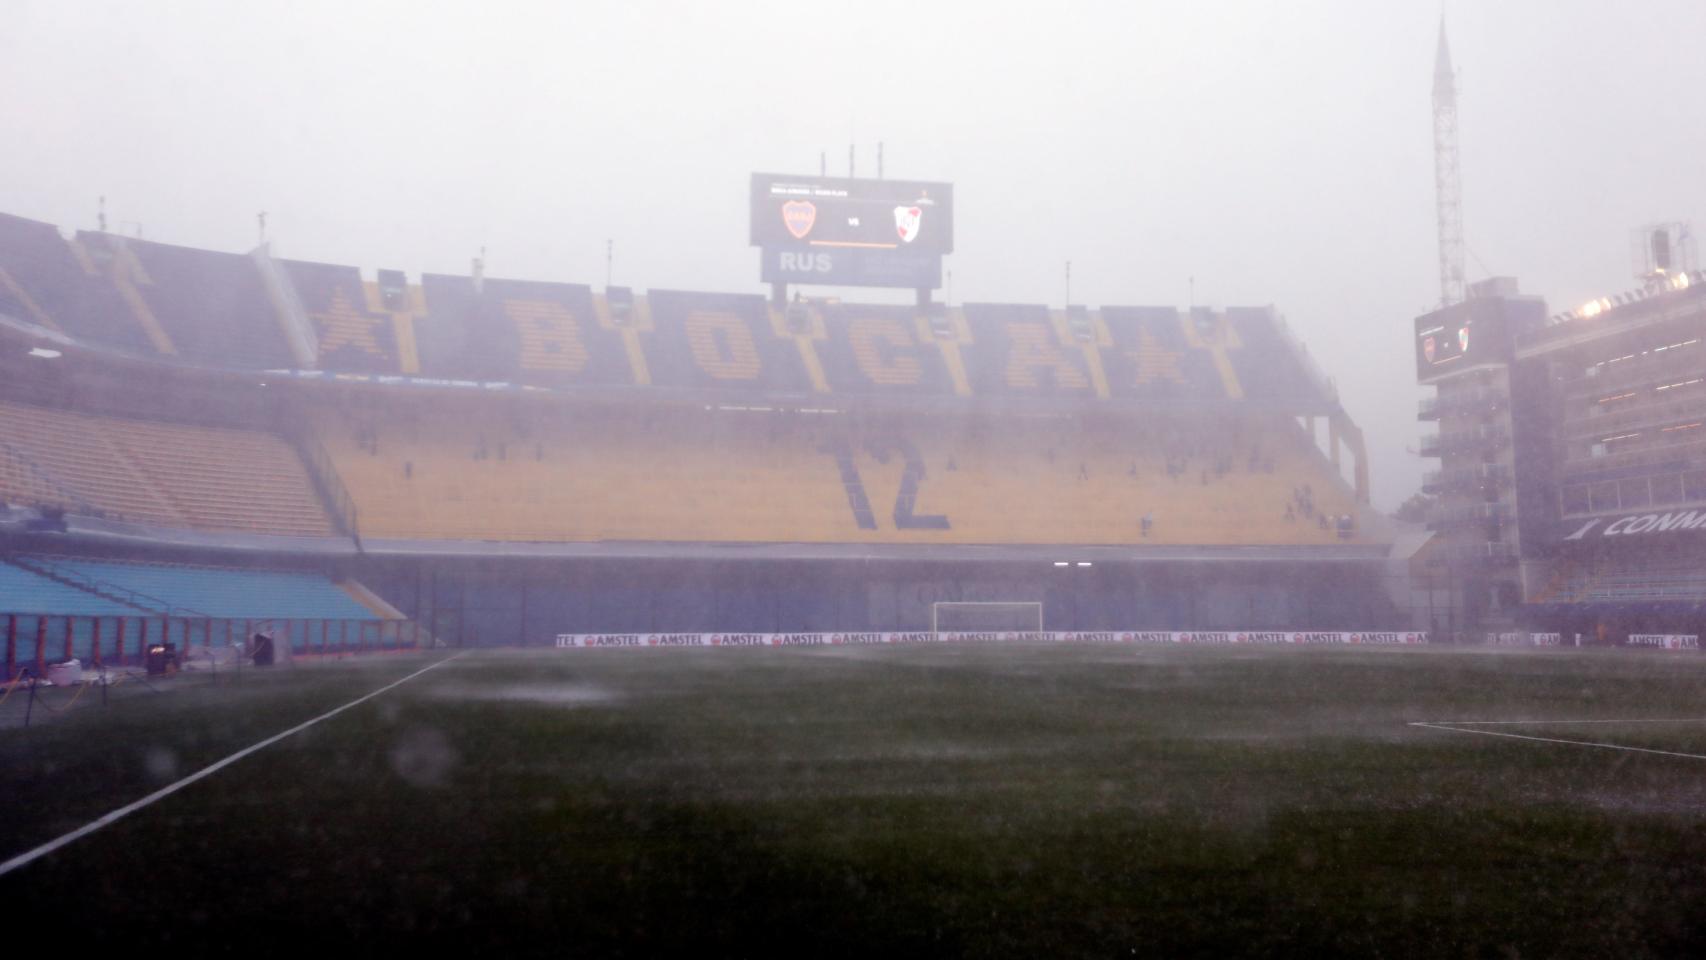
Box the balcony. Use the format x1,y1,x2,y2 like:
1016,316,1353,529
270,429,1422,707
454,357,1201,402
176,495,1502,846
1566,398,1706,439
1418,387,1509,422
1561,342,1706,398
1422,463,1511,494
1454,541,1519,566
1560,434,1706,476
1427,501,1511,531
1422,425,1510,459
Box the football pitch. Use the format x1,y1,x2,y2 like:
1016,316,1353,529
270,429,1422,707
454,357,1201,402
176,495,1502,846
7,644,1706,956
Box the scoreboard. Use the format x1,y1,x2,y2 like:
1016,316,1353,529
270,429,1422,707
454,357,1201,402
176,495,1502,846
751,173,952,289
1415,300,1513,383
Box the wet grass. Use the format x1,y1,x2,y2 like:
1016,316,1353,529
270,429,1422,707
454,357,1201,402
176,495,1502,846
7,645,1706,956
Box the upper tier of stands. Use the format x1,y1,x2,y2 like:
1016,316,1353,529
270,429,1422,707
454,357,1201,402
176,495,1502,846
319,403,1363,547
0,401,335,537
0,210,1338,412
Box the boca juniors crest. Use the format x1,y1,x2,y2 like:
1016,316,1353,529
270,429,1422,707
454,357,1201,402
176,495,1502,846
894,205,922,243
782,201,816,240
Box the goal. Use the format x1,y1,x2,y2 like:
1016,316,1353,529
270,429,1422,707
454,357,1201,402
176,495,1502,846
930,601,1044,633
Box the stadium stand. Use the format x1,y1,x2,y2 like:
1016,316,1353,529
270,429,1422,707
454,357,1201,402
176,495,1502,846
282,259,402,372
0,213,149,353
1,556,405,668
0,559,143,616
0,401,335,537
0,209,1351,430
0,207,1390,643
76,232,293,368
315,401,1362,546
417,274,628,385
14,556,372,619
1550,556,1706,606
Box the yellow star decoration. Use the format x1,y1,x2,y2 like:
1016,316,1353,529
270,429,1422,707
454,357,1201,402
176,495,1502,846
313,287,387,361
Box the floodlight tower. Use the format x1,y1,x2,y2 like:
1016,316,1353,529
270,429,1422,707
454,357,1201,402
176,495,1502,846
1433,17,1466,307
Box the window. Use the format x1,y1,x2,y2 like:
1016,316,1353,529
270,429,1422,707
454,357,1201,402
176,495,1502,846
1686,472,1706,501
1561,485,1590,515
1589,481,1620,512
1651,474,1684,505
1618,478,1651,508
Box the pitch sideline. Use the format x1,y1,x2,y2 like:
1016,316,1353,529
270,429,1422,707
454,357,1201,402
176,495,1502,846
1409,719,1706,762
0,652,468,878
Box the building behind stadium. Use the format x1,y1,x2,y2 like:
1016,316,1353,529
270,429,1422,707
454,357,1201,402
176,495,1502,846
1415,223,1706,641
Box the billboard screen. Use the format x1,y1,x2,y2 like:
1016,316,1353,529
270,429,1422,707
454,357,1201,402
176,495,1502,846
1414,300,1516,383
750,173,954,255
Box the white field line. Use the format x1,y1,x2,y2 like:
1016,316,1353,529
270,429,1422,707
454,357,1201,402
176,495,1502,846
0,652,467,878
1415,717,1706,725
1409,721,1706,762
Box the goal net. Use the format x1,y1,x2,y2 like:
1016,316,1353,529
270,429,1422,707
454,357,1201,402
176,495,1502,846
931,601,1044,633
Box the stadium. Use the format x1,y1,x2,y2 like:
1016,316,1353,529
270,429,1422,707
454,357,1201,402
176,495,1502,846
0,199,1400,656
7,7,1706,955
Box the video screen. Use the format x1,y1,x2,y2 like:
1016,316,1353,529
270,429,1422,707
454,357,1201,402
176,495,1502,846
750,173,954,254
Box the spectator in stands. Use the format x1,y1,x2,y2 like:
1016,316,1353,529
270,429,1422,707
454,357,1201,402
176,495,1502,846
403,461,413,480
1078,462,1089,481
1140,512,1154,538
1284,504,1295,523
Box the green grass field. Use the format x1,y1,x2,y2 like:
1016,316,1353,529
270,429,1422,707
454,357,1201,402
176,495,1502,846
7,644,1706,957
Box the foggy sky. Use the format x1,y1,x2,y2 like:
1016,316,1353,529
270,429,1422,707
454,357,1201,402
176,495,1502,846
2,0,1703,509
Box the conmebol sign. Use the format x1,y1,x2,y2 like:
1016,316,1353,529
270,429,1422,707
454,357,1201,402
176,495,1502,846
1560,509,1706,542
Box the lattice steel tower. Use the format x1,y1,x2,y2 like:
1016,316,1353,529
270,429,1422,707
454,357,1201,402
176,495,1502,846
1433,17,1465,307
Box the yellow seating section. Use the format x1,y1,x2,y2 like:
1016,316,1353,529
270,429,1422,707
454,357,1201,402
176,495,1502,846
321,405,1363,547
0,401,334,537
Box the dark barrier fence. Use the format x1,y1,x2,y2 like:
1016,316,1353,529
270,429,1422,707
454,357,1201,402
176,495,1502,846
0,613,424,677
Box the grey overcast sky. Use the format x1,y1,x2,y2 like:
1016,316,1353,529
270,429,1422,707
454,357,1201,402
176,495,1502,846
2,0,1703,508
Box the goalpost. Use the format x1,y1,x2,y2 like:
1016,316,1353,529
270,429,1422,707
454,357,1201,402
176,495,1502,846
931,601,1044,633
